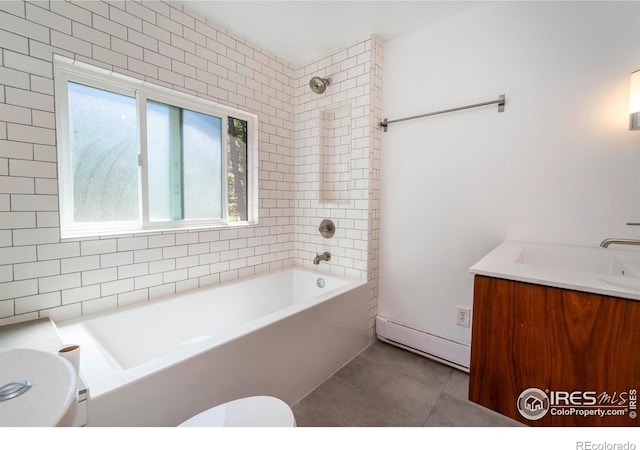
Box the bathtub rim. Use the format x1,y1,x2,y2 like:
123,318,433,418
54,266,367,398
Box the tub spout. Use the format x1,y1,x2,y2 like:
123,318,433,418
313,252,331,265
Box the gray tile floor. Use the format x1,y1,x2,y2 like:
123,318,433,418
292,340,523,427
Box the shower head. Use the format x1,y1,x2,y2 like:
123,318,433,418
309,76,331,94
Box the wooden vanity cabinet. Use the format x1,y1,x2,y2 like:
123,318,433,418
469,275,640,426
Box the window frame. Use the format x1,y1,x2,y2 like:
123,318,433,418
54,56,258,239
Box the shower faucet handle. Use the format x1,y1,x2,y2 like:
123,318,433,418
318,219,335,239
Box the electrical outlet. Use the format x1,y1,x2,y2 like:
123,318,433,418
456,306,471,327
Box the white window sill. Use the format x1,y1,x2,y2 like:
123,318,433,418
59,220,259,241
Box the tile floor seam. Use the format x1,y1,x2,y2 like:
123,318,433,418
421,393,442,426
292,340,524,427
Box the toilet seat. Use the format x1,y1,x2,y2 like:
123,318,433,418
178,396,295,427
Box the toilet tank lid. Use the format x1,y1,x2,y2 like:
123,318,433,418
178,396,295,427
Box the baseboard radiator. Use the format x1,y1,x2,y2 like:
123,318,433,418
375,316,470,372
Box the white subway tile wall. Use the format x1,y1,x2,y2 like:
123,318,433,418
368,36,383,339
0,1,381,338
293,36,383,340
320,104,352,203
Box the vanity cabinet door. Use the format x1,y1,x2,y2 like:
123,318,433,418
469,275,640,426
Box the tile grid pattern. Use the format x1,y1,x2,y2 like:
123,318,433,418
293,37,383,339
0,1,382,331
293,38,373,278
367,37,383,334
0,0,298,324
319,104,352,204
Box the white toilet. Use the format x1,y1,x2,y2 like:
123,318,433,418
178,396,296,427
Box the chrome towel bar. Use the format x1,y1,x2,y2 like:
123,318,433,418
380,94,506,132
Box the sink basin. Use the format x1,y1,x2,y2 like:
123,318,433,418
515,247,638,278
0,349,77,426
470,241,640,300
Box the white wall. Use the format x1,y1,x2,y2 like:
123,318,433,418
379,1,640,345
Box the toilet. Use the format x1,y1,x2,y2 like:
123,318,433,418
178,396,296,427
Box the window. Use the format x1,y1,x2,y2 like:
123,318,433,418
54,57,256,238
146,100,223,221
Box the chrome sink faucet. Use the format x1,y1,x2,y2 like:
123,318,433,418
313,252,331,265
600,238,640,248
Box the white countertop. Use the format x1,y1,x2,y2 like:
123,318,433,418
0,318,62,354
469,241,640,301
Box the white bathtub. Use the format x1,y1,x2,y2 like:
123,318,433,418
56,267,369,426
